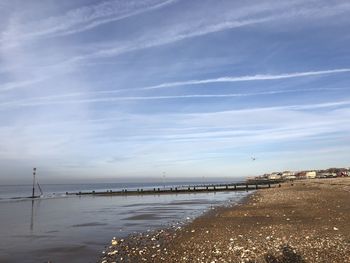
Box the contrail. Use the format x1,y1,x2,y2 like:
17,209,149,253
0,0,178,44
0,87,346,108
140,68,350,90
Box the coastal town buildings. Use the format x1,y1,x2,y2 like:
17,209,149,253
250,167,349,182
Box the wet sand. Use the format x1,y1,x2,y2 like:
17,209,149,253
100,177,350,263
0,191,246,263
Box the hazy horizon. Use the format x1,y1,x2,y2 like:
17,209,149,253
1,175,248,185
1,0,350,184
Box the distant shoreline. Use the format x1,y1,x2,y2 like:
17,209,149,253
100,177,350,262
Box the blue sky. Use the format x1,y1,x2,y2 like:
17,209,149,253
1,0,350,183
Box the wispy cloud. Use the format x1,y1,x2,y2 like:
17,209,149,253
140,68,350,90
2,0,349,92
0,0,177,45
0,87,347,108
187,100,350,117
2,103,348,162
66,1,350,63
86,17,272,60
1,66,347,96
143,122,350,143
1,0,350,181
0,76,47,92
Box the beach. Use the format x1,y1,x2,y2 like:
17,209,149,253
100,177,350,262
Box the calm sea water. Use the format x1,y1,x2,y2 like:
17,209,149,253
0,180,249,263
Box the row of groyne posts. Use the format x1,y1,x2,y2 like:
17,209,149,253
67,180,282,197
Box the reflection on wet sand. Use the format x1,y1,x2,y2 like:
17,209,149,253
1,191,248,263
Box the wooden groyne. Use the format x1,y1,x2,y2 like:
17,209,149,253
67,181,280,197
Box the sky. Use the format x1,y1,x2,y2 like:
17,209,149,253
0,0,350,184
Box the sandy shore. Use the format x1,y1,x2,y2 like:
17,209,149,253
100,177,350,263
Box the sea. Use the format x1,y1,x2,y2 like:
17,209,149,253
0,179,250,263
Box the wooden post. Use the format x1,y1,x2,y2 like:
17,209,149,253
32,168,36,198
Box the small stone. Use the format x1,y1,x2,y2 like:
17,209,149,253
111,240,118,246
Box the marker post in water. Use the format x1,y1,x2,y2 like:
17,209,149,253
32,168,36,198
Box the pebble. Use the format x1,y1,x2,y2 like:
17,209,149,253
98,178,350,263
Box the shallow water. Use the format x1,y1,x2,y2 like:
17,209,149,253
0,189,249,263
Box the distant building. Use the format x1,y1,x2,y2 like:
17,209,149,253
246,176,256,182
295,172,306,179
317,172,337,178
338,170,349,177
285,175,296,180
305,171,316,179
282,171,296,180
268,172,282,180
